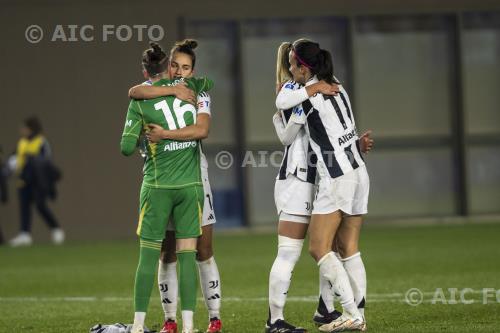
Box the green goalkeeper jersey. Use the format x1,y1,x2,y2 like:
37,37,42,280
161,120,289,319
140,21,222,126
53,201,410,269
120,77,213,189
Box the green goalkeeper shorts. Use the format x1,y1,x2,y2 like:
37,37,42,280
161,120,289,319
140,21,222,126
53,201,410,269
136,184,204,240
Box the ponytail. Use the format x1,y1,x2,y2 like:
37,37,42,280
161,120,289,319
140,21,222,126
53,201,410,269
316,49,334,84
276,42,292,86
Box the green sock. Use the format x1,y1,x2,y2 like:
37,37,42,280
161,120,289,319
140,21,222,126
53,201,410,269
177,250,198,311
134,238,162,312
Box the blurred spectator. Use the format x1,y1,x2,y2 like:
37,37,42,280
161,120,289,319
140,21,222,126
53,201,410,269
0,146,8,245
0,146,7,204
8,116,64,247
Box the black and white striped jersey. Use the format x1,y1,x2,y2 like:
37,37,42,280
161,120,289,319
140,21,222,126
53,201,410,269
274,80,317,184
303,76,364,180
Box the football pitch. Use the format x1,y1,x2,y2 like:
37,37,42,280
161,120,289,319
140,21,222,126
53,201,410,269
1,222,499,333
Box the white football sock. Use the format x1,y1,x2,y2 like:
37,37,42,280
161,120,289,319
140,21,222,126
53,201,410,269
342,252,366,317
318,252,360,319
133,311,146,327
181,310,194,331
158,261,178,321
318,256,336,314
317,251,341,314
269,235,303,324
197,256,222,319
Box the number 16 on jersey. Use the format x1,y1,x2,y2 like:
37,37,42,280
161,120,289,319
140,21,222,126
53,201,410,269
154,99,197,130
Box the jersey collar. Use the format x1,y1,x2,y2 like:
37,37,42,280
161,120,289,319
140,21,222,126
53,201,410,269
305,75,318,86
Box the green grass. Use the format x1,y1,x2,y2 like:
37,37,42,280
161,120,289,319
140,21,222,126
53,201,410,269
1,223,500,332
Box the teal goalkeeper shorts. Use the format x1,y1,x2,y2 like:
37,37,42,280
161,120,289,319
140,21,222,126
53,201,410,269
136,184,204,239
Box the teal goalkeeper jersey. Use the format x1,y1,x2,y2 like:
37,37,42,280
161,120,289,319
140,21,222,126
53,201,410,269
120,77,213,189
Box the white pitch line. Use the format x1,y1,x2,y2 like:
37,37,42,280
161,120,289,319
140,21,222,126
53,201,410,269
366,290,490,298
0,292,497,304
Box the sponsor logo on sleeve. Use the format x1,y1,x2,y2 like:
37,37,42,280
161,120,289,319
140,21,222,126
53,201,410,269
338,129,358,146
292,106,303,116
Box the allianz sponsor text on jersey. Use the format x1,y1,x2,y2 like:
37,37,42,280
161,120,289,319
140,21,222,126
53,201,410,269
164,141,198,152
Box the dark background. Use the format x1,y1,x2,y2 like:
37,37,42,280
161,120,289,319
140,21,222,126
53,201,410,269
0,0,499,241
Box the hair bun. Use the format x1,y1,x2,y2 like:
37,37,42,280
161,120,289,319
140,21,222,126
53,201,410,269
177,39,198,50
142,42,168,76
149,42,164,54
147,42,165,62
149,42,161,52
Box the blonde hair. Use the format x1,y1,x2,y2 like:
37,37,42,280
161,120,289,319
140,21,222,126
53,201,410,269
276,42,293,87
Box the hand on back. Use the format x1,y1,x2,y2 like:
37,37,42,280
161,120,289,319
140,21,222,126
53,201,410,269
315,80,340,96
174,82,196,105
146,124,165,143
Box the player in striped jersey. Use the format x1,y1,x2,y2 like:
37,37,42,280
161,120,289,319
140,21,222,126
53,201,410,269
267,42,337,333
266,42,373,333
286,39,369,332
129,40,222,333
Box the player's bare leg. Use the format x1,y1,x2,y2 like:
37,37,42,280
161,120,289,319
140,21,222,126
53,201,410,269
267,220,308,333
335,215,363,258
309,212,364,332
278,220,308,240
335,215,367,329
196,224,223,333
159,231,178,333
308,212,340,261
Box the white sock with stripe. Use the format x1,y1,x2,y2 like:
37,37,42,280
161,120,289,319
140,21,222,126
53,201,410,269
342,252,367,317
197,256,222,320
318,252,361,319
158,261,178,321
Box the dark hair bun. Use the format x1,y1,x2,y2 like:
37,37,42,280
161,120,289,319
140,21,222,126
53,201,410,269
149,41,161,51
147,42,166,61
142,42,168,76
177,39,198,50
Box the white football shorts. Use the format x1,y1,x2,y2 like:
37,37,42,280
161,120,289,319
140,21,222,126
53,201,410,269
274,174,315,224
312,164,370,216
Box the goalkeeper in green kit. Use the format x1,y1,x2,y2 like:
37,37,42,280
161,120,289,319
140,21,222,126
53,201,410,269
120,42,213,333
